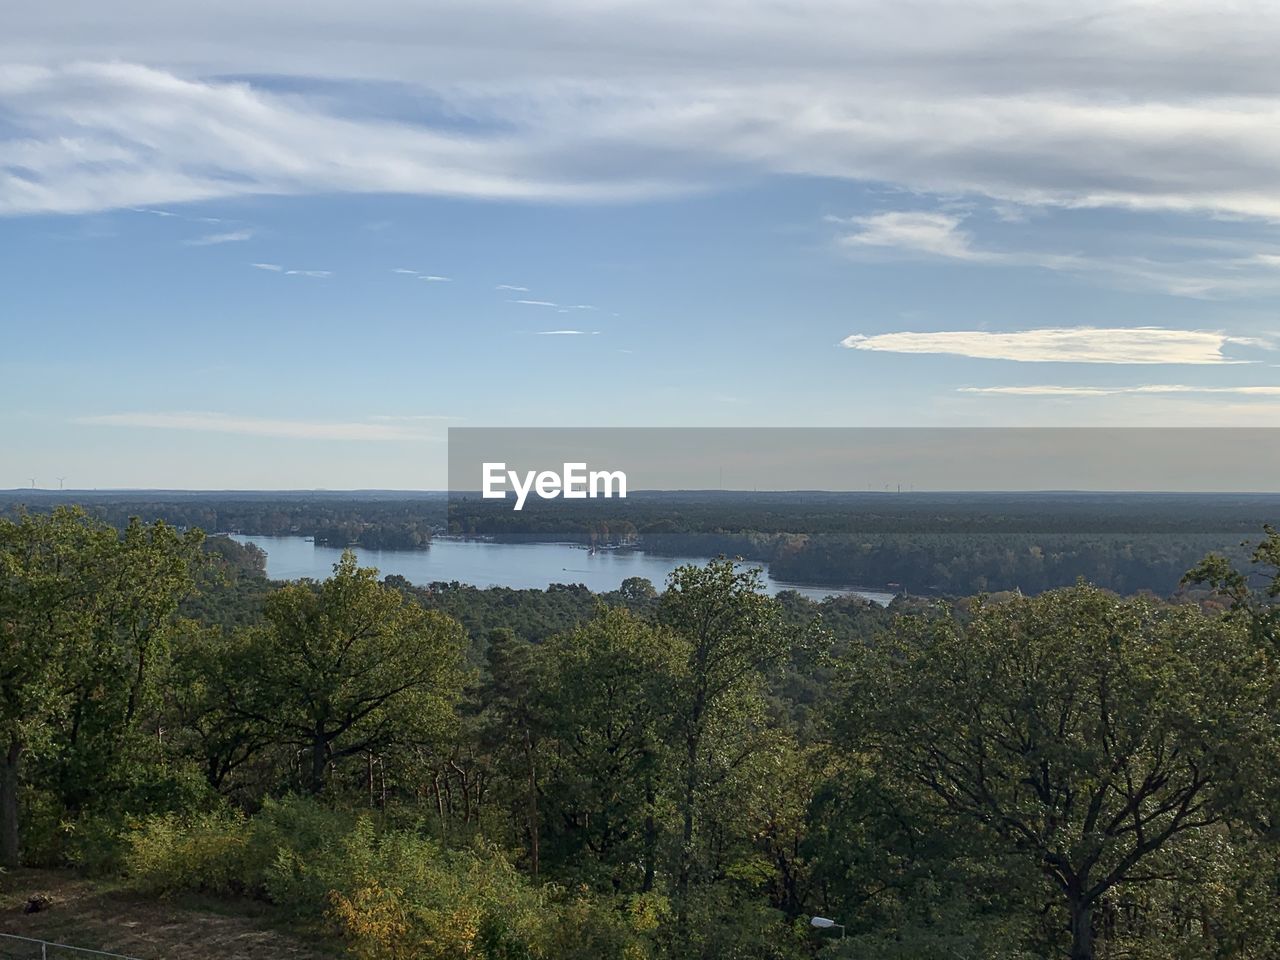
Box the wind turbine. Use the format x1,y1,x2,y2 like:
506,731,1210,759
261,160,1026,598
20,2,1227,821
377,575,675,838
56,477,66,490
28,478,36,489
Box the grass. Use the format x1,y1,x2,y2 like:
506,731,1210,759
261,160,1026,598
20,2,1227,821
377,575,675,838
0,869,340,959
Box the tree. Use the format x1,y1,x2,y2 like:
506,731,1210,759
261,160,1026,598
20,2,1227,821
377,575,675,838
1183,524,1280,648
476,627,549,873
230,552,465,795
54,515,204,810
167,624,275,793
659,558,821,927
540,606,680,891
846,586,1274,960
0,508,201,866
1182,526,1280,841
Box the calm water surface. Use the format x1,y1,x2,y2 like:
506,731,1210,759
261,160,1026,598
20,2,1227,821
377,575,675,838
231,535,894,605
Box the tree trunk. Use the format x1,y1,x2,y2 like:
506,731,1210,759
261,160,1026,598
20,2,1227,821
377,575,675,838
522,729,540,876
1,738,23,868
676,682,709,933
1069,896,1095,960
642,770,657,893
309,735,328,795
676,732,698,932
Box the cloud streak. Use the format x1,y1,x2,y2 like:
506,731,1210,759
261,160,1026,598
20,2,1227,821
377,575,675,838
836,211,998,262
832,209,1280,299
394,269,451,280
184,228,253,245
959,384,1280,396
75,411,423,441
842,327,1262,365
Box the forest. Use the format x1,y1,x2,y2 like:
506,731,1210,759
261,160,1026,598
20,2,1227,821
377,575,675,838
2,507,1280,958
4,490,1278,597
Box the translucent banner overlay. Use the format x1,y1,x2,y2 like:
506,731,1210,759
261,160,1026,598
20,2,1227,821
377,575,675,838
447,427,1280,537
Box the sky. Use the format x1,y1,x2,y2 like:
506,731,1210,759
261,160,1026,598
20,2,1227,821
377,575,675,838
2,0,1280,489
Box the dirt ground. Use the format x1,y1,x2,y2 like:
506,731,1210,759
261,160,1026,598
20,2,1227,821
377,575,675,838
0,870,339,959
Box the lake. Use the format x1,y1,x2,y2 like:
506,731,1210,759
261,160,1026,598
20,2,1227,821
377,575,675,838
230,535,895,605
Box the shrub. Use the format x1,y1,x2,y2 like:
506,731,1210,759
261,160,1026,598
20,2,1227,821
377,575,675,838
118,796,655,959
124,809,257,896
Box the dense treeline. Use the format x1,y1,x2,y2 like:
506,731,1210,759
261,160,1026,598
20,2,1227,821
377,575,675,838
3,507,1280,959
764,532,1256,595
448,490,1280,537
0,492,443,549
5,490,1275,596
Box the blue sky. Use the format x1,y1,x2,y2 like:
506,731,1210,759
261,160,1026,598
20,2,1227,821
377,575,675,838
2,1,1280,488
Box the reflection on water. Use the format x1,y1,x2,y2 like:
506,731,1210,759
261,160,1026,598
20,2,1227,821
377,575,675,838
230,535,894,605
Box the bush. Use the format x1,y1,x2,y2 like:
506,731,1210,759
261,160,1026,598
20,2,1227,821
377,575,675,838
124,809,257,896
119,796,655,959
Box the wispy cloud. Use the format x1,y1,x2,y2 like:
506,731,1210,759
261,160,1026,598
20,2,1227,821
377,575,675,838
284,269,331,278
960,384,1280,396
511,299,559,307
17,8,1280,223
394,268,451,280
536,329,600,336
831,209,1280,299
0,62,674,217
184,228,253,245
496,284,529,292
74,411,421,441
835,211,997,262
841,327,1263,364
250,262,283,271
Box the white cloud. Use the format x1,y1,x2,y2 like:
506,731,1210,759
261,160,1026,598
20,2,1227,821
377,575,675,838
960,384,1280,396
74,411,421,441
841,327,1262,364
11,6,1280,221
496,284,530,291
536,329,599,335
394,269,450,280
511,299,558,307
836,211,995,262
284,269,330,277
0,62,674,216
250,262,283,271
184,228,252,245
830,209,1280,298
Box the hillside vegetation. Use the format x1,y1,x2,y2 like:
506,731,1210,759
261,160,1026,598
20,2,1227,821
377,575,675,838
1,507,1278,959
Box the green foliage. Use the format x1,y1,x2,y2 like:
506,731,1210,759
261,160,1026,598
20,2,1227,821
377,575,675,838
539,607,680,891
659,558,825,926
841,584,1279,959
225,552,466,795
8,506,1280,960
121,796,656,960
125,808,259,896
0,507,203,866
